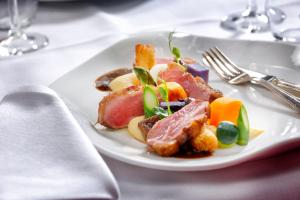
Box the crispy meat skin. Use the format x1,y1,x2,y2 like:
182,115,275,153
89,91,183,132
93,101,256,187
98,86,144,129
147,100,209,156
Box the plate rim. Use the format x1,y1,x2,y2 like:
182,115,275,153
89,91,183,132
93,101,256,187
50,31,300,171
62,95,300,171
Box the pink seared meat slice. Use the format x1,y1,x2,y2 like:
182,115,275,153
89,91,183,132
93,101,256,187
98,86,144,129
156,57,196,65
159,63,222,102
147,100,209,156
156,57,174,64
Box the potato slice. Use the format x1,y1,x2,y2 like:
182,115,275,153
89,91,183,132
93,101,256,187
109,73,139,92
150,64,168,83
128,116,146,143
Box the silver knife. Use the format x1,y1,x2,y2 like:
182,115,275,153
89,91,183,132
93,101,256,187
239,67,300,97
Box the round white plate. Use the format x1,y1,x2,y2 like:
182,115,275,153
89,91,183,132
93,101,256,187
50,31,300,171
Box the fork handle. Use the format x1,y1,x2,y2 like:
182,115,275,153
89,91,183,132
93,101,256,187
256,78,300,112
274,78,300,98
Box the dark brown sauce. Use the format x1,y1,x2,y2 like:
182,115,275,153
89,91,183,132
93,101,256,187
174,151,212,159
174,142,212,159
147,146,212,159
95,68,132,91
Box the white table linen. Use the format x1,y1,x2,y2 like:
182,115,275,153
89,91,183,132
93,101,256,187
0,0,300,199
0,86,119,200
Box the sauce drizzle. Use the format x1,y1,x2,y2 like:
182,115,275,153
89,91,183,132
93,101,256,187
95,68,132,91
174,151,212,159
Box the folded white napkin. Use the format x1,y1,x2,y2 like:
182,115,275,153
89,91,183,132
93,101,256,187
0,86,119,200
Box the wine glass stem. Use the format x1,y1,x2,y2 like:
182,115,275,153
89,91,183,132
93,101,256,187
248,0,258,10
247,0,258,16
8,0,23,37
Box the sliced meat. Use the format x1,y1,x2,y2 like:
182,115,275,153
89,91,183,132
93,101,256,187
147,100,209,156
138,115,161,138
159,63,222,102
156,57,196,65
156,57,174,64
98,86,144,129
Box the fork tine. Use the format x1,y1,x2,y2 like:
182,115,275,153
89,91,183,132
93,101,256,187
202,52,231,81
207,48,253,85
209,48,240,77
206,49,237,77
212,47,242,75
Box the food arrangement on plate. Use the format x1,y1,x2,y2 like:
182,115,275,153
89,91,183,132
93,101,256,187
95,32,263,158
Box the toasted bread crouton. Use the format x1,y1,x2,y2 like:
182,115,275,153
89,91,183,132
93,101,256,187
135,44,156,69
191,125,218,152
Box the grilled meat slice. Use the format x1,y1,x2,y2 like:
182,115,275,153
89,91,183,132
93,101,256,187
159,63,222,102
98,86,144,129
147,100,209,156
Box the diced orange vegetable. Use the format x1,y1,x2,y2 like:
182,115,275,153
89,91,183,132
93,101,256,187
167,82,187,101
135,44,156,69
158,82,187,101
210,97,242,126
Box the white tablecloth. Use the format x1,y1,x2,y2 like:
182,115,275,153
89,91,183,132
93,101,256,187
1,0,300,199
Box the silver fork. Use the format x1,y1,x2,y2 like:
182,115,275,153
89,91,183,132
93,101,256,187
202,47,300,113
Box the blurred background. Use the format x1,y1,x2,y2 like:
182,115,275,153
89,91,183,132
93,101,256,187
0,0,298,59
0,0,298,51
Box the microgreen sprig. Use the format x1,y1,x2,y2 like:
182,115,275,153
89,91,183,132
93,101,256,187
168,31,181,63
159,80,172,115
153,106,169,119
133,66,156,86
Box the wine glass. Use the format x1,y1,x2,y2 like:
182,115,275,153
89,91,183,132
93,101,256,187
0,0,37,30
265,4,286,24
266,0,300,42
221,0,269,33
0,0,48,57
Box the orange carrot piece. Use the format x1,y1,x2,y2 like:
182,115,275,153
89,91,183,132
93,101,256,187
210,97,242,126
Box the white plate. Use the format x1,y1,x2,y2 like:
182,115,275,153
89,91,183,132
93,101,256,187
50,32,300,171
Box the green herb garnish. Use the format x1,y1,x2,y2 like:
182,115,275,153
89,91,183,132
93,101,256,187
153,106,169,119
168,31,181,63
159,80,172,115
133,66,156,86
